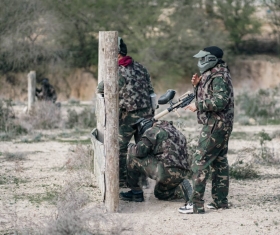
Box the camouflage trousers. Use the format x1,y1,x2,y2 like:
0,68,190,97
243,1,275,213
119,107,153,182
127,154,188,200
191,120,232,213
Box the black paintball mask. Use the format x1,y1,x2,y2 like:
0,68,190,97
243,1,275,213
118,37,127,56
41,78,49,85
133,118,153,143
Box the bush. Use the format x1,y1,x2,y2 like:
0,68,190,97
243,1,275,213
229,162,259,180
235,86,280,124
251,130,280,165
66,108,96,129
3,151,27,161
0,99,28,140
0,99,15,131
23,101,61,129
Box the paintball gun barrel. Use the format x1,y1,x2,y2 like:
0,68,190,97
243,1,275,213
153,89,195,121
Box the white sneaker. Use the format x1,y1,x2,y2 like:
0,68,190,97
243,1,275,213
178,203,193,214
206,203,217,209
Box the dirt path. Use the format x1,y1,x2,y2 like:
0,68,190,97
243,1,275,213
1,126,280,234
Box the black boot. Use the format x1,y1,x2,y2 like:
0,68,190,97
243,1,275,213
119,190,144,202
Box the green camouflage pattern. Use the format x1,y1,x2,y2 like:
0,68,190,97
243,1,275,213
119,107,153,182
191,62,234,213
195,63,234,127
97,59,154,182
97,60,154,112
191,120,232,212
35,84,57,103
127,121,190,200
127,155,188,200
136,120,189,170
119,61,154,111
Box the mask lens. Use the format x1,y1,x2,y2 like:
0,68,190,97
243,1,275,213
200,57,206,63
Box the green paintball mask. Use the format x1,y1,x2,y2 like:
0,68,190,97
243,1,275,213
193,51,218,74
193,46,223,74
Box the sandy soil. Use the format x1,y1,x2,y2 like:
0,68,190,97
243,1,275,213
1,106,280,234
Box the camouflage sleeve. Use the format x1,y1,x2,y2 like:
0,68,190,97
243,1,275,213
118,71,126,90
196,76,230,112
128,137,153,158
146,72,154,95
97,72,126,94
97,81,104,93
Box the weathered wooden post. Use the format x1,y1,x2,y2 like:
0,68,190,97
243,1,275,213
102,31,119,212
91,31,119,212
91,31,106,202
27,71,36,111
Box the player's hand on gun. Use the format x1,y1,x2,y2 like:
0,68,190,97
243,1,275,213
184,73,201,112
185,103,197,112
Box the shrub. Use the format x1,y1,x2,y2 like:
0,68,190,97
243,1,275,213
229,162,259,180
3,151,27,161
235,86,280,124
66,108,96,129
65,145,93,172
0,99,28,140
23,101,61,129
0,99,15,131
252,130,280,165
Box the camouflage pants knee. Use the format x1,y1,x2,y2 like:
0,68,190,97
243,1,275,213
127,154,188,200
119,107,153,182
191,121,232,213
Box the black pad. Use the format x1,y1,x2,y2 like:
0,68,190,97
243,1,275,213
158,89,176,105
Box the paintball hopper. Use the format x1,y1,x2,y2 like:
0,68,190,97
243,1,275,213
154,89,195,121
158,89,176,105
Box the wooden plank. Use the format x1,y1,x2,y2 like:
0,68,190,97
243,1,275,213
91,128,105,201
95,94,105,143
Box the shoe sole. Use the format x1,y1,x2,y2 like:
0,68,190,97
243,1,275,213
178,209,193,214
207,206,217,209
207,204,229,209
119,197,144,202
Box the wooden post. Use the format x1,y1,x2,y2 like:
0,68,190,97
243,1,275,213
101,31,119,212
97,32,106,143
27,71,36,111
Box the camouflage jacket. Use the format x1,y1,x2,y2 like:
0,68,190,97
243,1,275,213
97,60,154,112
36,84,57,103
128,120,189,170
194,63,234,126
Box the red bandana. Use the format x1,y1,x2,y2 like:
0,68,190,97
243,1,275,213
118,56,133,67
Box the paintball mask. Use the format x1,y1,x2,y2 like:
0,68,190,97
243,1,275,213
133,118,153,143
118,37,127,56
41,78,49,85
193,46,223,74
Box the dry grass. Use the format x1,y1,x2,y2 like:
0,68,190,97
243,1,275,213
22,101,62,130
42,144,130,235
3,151,27,161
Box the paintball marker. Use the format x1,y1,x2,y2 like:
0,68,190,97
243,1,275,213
153,89,195,121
